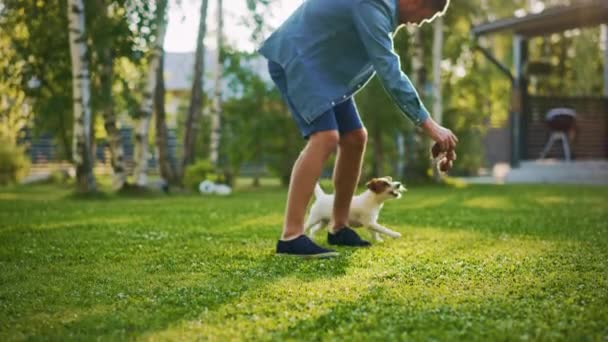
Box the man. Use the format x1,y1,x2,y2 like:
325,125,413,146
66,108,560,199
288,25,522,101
259,0,458,258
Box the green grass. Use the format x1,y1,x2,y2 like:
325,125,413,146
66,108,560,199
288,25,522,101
1,182,607,341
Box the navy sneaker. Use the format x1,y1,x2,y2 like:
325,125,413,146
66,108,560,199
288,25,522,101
328,227,371,247
276,235,339,258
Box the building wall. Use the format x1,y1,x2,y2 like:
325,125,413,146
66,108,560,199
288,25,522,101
483,126,511,167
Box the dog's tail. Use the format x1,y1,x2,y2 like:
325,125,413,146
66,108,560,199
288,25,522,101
314,183,325,198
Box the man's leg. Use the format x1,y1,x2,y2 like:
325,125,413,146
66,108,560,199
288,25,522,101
331,128,367,231
269,60,339,257
281,130,339,240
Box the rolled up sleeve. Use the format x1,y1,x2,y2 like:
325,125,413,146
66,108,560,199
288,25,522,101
352,0,430,125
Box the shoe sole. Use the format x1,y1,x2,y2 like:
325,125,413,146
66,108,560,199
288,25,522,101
328,242,371,247
276,251,339,259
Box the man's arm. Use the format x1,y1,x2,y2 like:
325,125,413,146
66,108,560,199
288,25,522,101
352,0,458,150
352,0,429,126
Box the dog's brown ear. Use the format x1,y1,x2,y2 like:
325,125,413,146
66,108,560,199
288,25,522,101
384,176,392,182
367,179,388,194
366,179,379,193
366,179,374,189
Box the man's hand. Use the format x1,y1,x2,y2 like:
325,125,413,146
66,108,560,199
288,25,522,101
421,118,458,151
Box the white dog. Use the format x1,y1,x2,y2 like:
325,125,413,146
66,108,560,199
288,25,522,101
304,177,406,242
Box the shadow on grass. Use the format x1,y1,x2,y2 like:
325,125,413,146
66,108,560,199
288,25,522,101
136,230,608,340
272,279,604,341
4,183,607,339
266,255,607,341
66,184,167,201
16,246,359,340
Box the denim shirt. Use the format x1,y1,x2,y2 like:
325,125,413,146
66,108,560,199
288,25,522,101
258,0,430,125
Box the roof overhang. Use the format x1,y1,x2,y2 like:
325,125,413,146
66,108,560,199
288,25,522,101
472,0,608,38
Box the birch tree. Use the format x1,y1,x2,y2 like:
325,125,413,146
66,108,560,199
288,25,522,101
410,28,424,88
209,0,224,167
149,0,176,186
96,0,127,190
133,0,168,187
67,0,96,192
182,0,210,175
431,16,444,181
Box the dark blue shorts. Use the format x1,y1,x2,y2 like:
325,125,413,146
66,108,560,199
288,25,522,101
268,60,364,139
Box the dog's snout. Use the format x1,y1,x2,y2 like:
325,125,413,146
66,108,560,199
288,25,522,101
395,182,407,192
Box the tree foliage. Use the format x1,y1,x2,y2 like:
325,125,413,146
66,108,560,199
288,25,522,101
0,0,156,160
221,49,302,186
0,0,605,188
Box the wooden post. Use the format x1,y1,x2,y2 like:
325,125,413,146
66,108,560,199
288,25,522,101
511,34,527,168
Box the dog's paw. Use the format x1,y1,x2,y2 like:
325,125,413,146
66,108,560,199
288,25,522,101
391,232,402,239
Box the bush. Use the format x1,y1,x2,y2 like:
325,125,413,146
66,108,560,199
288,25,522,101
0,140,30,186
48,169,71,185
183,159,216,192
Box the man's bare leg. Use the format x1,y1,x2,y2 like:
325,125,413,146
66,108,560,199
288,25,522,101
331,128,367,232
281,130,340,240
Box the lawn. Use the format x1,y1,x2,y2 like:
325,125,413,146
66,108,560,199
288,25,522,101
1,182,607,341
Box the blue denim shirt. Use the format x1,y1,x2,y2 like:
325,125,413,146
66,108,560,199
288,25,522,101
258,0,430,125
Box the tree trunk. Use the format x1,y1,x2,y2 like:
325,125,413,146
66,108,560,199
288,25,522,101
432,17,443,126
431,16,444,182
252,143,261,187
98,0,127,190
372,121,384,177
100,55,127,190
209,0,224,167
155,52,176,185
280,103,294,187
603,24,608,97
133,0,169,187
58,103,72,161
558,33,567,93
411,29,424,88
395,133,405,178
67,0,96,192
252,171,260,187
182,0,210,175
404,27,428,181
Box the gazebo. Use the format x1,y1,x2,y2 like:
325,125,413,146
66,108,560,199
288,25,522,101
472,0,608,168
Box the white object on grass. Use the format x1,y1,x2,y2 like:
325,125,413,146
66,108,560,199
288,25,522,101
214,184,232,196
199,180,215,194
198,180,232,195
